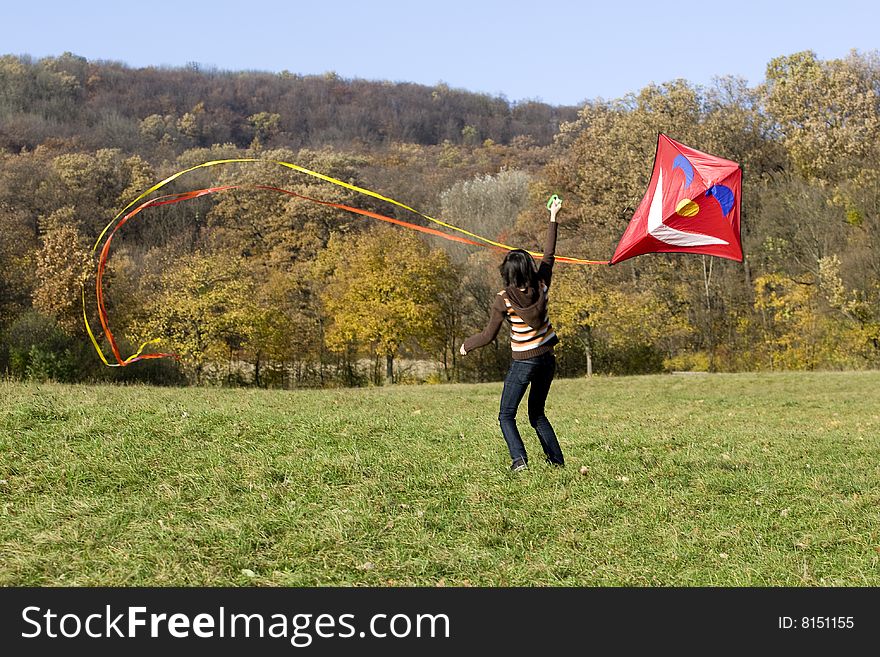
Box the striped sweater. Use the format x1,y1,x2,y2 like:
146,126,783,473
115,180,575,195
502,284,557,355
463,221,559,360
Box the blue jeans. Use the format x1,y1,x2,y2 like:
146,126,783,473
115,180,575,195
498,352,564,465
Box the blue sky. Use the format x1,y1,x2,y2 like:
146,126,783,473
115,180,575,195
5,0,878,106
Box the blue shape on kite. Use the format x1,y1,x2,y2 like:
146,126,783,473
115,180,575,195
672,154,694,189
706,184,735,216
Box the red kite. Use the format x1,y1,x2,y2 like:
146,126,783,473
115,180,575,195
610,134,742,265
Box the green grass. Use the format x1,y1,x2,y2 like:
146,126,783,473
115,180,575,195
1,371,879,586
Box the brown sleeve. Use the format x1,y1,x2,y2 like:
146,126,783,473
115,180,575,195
463,295,506,353
537,220,558,288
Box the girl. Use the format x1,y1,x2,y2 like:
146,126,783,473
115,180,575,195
460,197,564,472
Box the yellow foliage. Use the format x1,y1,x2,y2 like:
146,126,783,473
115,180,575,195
664,351,710,372
33,207,90,333
553,267,691,353
751,272,870,370
317,226,451,359
130,252,256,381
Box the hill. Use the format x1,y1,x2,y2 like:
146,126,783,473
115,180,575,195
0,53,578,153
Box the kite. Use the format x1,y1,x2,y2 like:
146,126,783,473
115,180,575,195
84,138,743,367
610,134,742,264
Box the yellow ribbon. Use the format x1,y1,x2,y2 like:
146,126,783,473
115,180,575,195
84,158,602,366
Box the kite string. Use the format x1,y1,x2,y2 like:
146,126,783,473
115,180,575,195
86,160,609,366
92,158,608,264
90,184,497,366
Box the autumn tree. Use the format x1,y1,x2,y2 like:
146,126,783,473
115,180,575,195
207,148,369,269
764,50,880,182
32,206,91,333
552,266,691,375
439,169,532,249
129,251,256,384
247,267,323,387
0,203,37,328
317,226,451,384
247,112,281,149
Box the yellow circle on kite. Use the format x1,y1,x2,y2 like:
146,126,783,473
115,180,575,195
676,198,700,217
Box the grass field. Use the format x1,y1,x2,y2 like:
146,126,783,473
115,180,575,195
1,371,879,586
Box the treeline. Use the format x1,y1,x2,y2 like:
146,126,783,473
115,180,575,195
0,53,577,154
1,50,879,386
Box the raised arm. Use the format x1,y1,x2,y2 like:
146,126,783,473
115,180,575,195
537,196,560,288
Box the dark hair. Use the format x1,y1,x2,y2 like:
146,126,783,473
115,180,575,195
499,249,538,289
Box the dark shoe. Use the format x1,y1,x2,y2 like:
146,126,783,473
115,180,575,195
546,458,565,468
510,457,528,472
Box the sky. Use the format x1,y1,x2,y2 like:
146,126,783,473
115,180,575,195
4,0,879,106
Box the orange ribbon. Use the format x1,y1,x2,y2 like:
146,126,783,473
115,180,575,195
88,171,608,367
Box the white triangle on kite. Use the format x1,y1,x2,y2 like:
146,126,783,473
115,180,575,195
647,169,728,247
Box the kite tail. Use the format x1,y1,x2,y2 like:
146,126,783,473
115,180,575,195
85,160,609,367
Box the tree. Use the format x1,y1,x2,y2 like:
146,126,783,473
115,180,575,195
317,226,451,384
50,148,157,238
764,50,880,182
247,112,281,149
439,169,532,250
129,251,255,384
552,266,691,375
32,206,90,334
0,203,37,328
207,148,369,269
247,267,323,388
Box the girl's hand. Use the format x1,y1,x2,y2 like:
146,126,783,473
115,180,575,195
549,197,562,220
459,344,467,356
